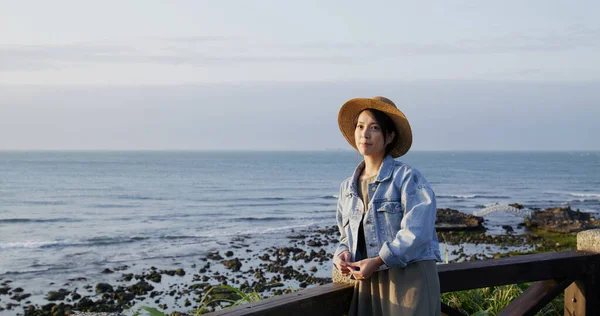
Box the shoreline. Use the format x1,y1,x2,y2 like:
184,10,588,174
0,218,582,316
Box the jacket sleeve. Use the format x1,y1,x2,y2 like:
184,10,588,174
333,182,350,258
378,171,437,268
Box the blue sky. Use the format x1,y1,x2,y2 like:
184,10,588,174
1,1,599,150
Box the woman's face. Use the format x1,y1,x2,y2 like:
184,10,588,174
354,110,393,158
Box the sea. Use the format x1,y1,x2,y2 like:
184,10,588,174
0,151,599,307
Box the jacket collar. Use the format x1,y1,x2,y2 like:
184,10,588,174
349,154,395,197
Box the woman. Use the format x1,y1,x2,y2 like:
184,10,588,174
333,96,441,315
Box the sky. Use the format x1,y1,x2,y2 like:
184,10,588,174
1,0,599,150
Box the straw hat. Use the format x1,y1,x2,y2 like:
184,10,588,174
338,96,412,158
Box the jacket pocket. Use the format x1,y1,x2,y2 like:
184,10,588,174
376,201,402,214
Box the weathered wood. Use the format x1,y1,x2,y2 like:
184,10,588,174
564,269,600,316
564,280,586,316
438,251,600,292
498,278,574,316
208,283,354,316
566,229,600,315
441,302,467,316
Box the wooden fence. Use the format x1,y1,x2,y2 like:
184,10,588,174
207,229,600,316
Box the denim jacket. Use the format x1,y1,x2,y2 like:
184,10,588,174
334,154,441,271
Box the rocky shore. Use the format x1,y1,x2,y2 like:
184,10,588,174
1,206,596,316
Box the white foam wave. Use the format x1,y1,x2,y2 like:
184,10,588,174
568,193,600,198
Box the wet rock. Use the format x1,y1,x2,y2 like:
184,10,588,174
436,208,484,231
225,251,234,257
12,287,23,293
0,287,9,295
525,206,600,233
509,203,524,210
502,225,514,234
95,283,114,294
128,281,154,295
147,271,162,283
207,251,224,260
11,293,31,301
121,273,134,282
175,268,185,276
309,266,318,272
307,240,322,247
101,268,114,274
46,289,69,301
221,258,242,272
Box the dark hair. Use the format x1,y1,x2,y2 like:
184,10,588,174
353,109,398,155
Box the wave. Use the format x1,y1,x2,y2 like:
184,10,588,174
92,204,139,209
321,195,338,200
0,236,149,249
230,197,285,201
438,194,510,199
22,201,69,206
115,195,168,201
0,218,83,224
568,193,600,198
234,216,296,222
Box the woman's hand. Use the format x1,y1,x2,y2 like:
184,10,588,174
333,251,352,276
347,256,384,280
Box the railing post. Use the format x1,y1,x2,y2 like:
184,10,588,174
564,229,600,315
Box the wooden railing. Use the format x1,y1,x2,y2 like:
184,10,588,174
207,229,600,316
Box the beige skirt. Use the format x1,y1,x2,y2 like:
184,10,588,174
348,260,440,316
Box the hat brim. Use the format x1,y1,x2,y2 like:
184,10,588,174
338,98,412,158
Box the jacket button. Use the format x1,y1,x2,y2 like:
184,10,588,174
369,243,375,247
371,187,376,192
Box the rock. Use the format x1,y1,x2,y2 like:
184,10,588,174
46,289,69,301
175,268,185,276
147,271,162,283
121,273,133,282
128,281,154,295
509,203,524,210
502,225,514,234
207,251,224,260
95,283,114,294
309,266,318,272
11,293,31,301
221,258,242,272
101,268,113,274
307,240,322,247
435,208,484,231
225,251,234,257
525,207,600,233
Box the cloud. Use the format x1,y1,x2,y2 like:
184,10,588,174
1,26,599,72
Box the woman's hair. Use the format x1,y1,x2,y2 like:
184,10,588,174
353,109,398,155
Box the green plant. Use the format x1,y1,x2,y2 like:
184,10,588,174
441,283,563,316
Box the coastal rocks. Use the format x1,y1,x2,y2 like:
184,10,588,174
127,281,154,295
525,206,600,233
95,283,114,294
46,289,70,301
221,258,242,272
207,251,224,261
435,208,484,231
